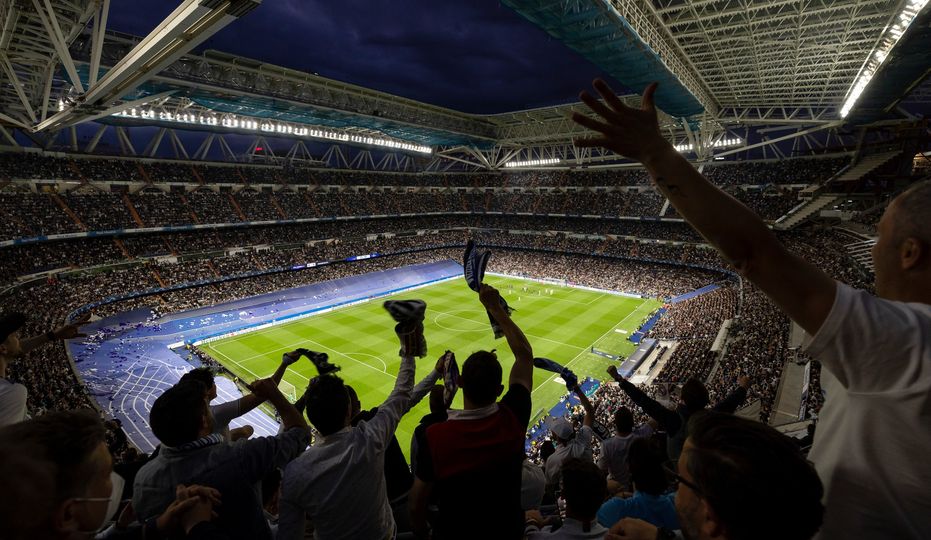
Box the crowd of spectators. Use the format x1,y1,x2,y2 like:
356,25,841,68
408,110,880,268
702,156,849,186
649,285,737,339
0,151,848,188
0,150,894,539
0,233,871,539
0,216,710,283
0,151,862,246
707,286,790,424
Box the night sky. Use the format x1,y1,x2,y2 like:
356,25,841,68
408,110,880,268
107,0,619,114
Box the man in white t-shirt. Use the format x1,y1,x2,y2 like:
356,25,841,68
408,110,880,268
572,78,930,539
545,385,596,492
0,311,89,427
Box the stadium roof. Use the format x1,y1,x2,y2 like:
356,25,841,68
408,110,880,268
1,0,929,168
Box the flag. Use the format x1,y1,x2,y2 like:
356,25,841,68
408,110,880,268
533,357,578,390
463,240,513,339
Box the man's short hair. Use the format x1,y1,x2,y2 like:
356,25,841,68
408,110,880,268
305,375,350,436
460,350,502,406
627,437,667,496
685,411,824,540
0,409,105,502
560,458,606,523
893,179,931,246
428,385,445,414
178,367,215,390
614,407,634,434
150,381,210,447
680,378,710,410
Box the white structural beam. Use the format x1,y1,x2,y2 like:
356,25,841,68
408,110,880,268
712,121,841,159
0,126,19,146
0,52,37,123
88,0,110,86
144,127,167,157
0,111,30,130
31,0,85,93
84,124,107,153
35,0,261,132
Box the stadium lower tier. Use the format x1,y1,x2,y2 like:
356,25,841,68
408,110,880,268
2,231,866,457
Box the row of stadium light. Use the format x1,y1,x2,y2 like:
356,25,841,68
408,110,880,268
840,0,929,118
108,108,433,154
504,158,561,168
674,137,743,153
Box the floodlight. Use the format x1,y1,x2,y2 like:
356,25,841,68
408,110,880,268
840,0,929,118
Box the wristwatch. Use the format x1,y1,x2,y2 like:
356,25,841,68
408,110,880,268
45,331,57,342
656,527,677,540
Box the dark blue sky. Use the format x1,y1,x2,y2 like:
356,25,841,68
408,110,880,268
108,0,617,114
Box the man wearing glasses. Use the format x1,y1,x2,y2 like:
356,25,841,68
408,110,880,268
606,412,823,540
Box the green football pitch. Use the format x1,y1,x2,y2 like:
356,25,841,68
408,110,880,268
201,274,661,458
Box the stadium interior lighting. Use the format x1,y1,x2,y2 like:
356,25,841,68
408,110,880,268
674,137,742,153
840,0,929,118
504,158,561,168
111,109,433,154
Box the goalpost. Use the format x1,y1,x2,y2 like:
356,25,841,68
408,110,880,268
278,379,298,402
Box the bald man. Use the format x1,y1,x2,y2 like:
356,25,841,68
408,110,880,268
572,79,931,540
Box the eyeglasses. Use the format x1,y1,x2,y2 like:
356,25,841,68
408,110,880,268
663,463,704,498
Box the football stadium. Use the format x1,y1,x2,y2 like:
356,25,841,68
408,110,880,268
0,1,929,539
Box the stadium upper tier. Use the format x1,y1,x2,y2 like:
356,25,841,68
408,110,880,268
0,152,849,188
0,152,850,241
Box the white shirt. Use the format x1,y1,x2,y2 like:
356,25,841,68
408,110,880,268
545,425,594,488
804,283,931,540
210,399,240,441
0,378,27,427
277,356,414,540
522,459,546,510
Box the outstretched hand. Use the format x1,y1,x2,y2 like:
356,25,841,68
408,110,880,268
248,378,282,402
607,365,621,381
157,485,221,534
281,350,302,366
478,284,503,312
53,312,90,340
571,80,670,166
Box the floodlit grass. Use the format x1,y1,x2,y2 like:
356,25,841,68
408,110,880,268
202,274,661,459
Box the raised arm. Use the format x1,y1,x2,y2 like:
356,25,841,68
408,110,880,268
367,325,418,447
572,80,836,336
574,385,595,428
18,313,89,355
248,377,306,431
404,354,444,413
607,367,680,432
480,284,533,391
712,375,751,413
236,351,302,414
